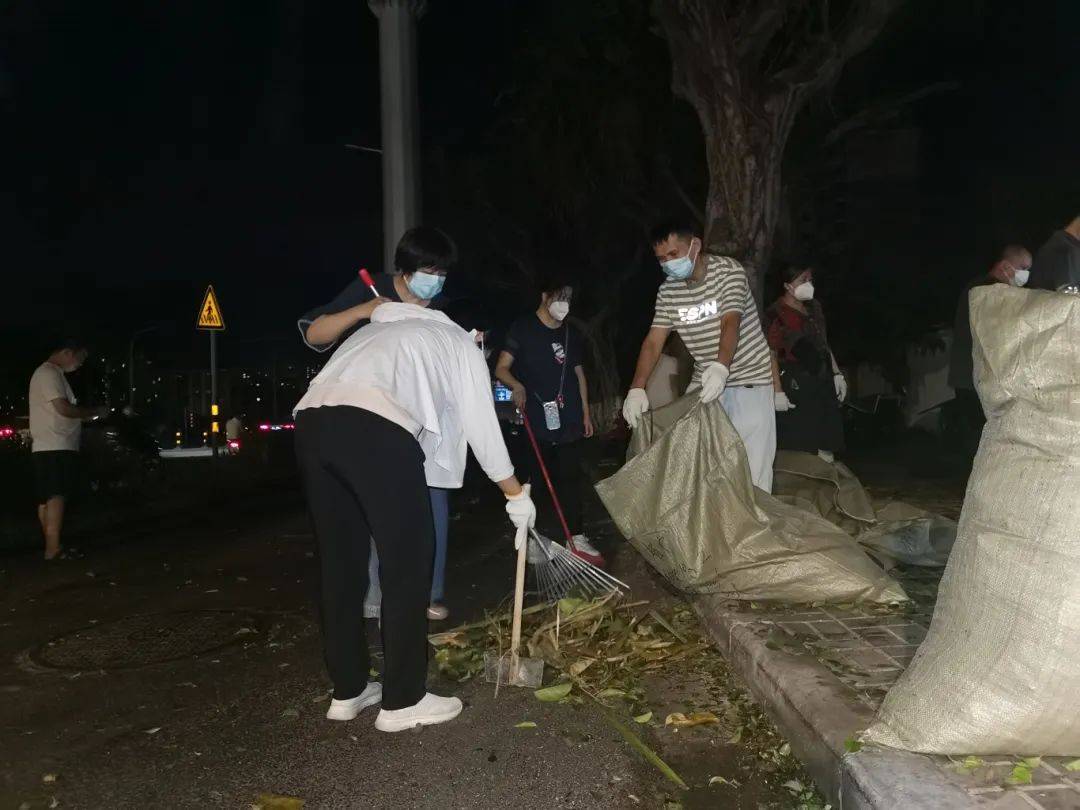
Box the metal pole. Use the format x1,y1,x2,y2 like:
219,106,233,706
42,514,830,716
271,351,278,420
210,330,219,458
128,337,135,409
369,0,424,272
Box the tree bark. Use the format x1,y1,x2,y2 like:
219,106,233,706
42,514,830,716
652,0,903,299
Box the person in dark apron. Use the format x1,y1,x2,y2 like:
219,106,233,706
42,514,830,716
765,264,846,462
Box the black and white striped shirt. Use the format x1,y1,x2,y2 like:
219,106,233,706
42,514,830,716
651,254,772,386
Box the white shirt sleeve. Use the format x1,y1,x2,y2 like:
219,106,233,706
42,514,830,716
455,342,515,483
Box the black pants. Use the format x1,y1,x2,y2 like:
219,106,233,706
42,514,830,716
295,406,433,709
777,369,845,453
32,450,79,504
528,439,584,536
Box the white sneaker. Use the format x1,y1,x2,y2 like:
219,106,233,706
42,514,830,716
569,534,605,567
374,692,463,733
818,450,835,464
326,682,382,721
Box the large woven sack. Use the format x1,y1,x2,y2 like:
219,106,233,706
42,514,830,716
866,286,1080,754
855,501,956,569
772,451,957,568
773,450,878,535
597,395,906,603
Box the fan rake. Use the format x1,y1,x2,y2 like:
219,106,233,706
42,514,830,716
528,529,628,602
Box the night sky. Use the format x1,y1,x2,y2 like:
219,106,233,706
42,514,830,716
3,0,1078,375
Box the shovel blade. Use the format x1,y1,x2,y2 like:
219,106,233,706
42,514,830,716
483,652,545,688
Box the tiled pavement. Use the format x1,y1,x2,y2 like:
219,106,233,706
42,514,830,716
734,567,1080,809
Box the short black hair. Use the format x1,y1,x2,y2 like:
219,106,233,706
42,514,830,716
539,275,573,299
53,336,88,354
394,226,458,275
649,218,697,246
780,262,813,284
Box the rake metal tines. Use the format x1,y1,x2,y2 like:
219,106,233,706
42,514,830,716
527,529,628,603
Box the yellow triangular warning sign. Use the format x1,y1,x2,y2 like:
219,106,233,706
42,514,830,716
196,285,226,330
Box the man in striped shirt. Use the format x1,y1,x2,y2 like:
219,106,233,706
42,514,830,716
622,220,777,492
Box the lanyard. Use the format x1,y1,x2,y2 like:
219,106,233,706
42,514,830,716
533,324,570,408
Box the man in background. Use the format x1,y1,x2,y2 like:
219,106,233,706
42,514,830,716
225,413,243,442
1029,213,1080,293
947,244,1031,455
28,338,108,559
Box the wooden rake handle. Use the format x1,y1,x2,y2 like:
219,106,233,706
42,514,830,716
509,522,529,673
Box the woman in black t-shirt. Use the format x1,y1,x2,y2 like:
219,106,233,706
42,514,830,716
495,282,604,567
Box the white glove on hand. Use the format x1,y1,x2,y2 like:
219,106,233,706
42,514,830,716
700,362,730,404
834,373,848,402
622,388,649,429
505,484,536,548
774,391,796,412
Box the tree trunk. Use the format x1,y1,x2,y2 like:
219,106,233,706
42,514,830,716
698,97,787,301
577,309,623,432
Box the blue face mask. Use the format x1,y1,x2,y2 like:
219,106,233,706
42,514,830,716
660,239,698,280
407,270,445,300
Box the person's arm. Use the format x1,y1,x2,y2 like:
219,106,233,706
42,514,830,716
495,475,525,497
770,351,783,390
298,278,387,352
494,350,526,409
629,326,670,389
574,365,593,438
716,311,741,367
52,398,106,421
304,299,388,347
459,343,518,485
715,263,753,369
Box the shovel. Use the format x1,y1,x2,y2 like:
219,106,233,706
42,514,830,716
483,521,545,688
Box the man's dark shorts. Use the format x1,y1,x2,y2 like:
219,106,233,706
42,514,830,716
32,451,79,504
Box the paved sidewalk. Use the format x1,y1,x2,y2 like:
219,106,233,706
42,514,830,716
695,566,1080,809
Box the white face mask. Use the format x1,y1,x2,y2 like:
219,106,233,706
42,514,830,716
660,238,698,280
548,301,570,321
1010,269,1030,287
792,281,814,301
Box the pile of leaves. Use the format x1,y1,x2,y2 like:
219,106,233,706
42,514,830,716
429,593,708,712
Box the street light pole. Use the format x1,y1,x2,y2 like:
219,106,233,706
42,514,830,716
368,0,425,273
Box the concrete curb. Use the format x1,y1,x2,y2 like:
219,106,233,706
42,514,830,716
693,594,974,809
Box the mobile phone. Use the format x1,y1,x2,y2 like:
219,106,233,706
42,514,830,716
493,381,513,403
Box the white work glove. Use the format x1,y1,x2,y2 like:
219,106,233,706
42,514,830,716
505,484,536,548
774,391,796,412
699,362,730,404
834,373,848,402
622,388,650,429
